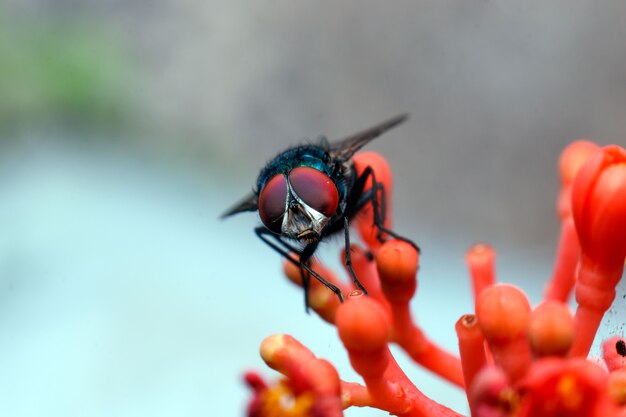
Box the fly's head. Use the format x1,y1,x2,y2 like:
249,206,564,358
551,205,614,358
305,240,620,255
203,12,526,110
258,165,342,244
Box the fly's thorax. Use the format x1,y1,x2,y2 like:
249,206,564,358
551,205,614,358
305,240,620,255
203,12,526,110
256,145,332,192
335,160,357,213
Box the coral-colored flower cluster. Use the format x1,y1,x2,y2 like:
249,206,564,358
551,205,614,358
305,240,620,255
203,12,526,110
242,145,626,417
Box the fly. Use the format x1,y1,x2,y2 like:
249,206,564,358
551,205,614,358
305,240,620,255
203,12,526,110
222,114,419,310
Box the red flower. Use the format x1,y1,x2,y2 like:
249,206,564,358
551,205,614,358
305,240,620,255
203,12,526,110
518,358,614,417
571,145,626,269
248,335,344,417
569,145,626,356
608,369,626,406
243,371,318,417
469,366,518,417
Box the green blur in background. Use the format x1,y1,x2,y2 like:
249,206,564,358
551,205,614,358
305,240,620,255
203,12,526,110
0,14,131,135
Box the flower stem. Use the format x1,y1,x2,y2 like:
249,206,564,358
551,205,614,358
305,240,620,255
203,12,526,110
455,314,487,410
465,243,496,304
392,303,464,387
544,217,580,302
571,256,624,357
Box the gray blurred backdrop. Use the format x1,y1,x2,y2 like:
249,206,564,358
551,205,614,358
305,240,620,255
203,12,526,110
1,1,626,416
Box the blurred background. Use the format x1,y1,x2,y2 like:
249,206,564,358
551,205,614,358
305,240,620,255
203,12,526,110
1,1,626,416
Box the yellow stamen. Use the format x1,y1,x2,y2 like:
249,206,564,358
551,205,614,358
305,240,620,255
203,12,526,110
556,374,583,410
260,382,315,417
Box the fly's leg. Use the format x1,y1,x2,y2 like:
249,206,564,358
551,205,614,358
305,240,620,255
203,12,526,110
354,166,421,253
343,216,368,294
255,227,344,311
298,241,344,307
300,268,311,313
255,226,301,263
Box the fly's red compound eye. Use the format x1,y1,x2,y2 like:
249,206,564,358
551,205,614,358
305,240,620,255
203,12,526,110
289,166,339,217
258,174,288,233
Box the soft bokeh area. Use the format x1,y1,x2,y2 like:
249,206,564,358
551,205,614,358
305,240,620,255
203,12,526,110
1,1,626,416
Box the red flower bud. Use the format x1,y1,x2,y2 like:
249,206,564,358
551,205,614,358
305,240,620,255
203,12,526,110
571,145,626,269
476,284,532,382
260,334,316,374
570,145,626,356
376,239,419,304
558,140,601,219
335,293,390,351
603,337,626,372
528,301,575,357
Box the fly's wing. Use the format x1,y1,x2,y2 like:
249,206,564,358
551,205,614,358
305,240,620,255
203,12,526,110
329,113,409,162
220,192,258,218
